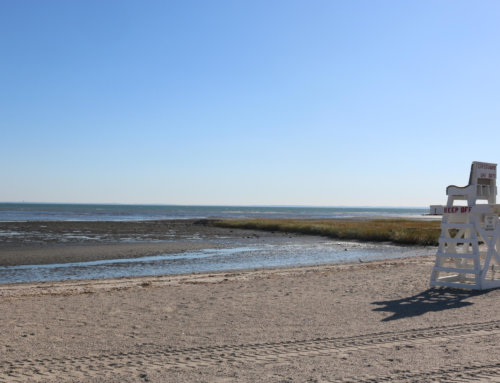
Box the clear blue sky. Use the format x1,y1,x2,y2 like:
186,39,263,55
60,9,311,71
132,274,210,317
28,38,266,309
2,1,500,207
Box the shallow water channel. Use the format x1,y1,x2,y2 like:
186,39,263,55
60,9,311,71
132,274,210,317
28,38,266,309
0,240,433,284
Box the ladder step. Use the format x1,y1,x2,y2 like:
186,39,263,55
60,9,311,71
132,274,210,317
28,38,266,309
441,223,474,229
439,238,478,244
430,280,480,290
433,266,477,274
435,252,476,259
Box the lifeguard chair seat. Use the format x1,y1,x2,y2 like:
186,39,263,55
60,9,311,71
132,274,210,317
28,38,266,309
446,161,497,206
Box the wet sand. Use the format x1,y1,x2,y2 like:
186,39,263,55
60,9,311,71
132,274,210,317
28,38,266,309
2,220,500,382
0,219,290,266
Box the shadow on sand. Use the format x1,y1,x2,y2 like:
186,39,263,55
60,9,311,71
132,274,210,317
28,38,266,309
372,288,491,322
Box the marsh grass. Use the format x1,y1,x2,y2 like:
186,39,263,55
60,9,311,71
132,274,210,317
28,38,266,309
213,218,441,246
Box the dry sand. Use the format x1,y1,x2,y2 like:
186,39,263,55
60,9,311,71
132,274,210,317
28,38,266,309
1,221,500,382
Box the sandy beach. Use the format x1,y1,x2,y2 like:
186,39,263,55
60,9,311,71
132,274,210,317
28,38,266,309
1,220,500,382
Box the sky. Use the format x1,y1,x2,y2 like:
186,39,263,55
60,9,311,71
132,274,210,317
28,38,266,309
1,1,500,207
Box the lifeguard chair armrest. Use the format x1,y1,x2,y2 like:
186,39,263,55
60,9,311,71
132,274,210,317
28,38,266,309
446,163,475,195
446,184,474,194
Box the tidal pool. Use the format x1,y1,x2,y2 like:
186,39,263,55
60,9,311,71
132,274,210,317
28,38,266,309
0,240,433,284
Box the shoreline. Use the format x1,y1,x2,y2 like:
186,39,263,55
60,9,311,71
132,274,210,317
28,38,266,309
0,219,291,266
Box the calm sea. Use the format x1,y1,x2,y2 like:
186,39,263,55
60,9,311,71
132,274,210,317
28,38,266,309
0,203,428,222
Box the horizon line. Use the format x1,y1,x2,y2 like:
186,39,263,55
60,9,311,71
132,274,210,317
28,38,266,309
0,201,428,209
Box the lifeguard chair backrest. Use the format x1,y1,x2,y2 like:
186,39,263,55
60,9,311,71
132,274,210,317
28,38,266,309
446,161,497,206
471,161,497,204
471,161,496,186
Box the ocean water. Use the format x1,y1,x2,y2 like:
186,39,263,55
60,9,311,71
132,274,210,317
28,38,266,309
0,203,428,222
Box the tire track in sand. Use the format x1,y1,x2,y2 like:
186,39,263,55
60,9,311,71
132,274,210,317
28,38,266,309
2,319,500,382
355,362,500,382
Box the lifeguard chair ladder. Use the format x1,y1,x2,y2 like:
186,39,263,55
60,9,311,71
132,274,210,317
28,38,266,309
430,161,500,290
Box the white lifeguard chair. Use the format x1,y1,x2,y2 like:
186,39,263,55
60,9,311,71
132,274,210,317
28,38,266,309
430,161,500,290
446,162,497,206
